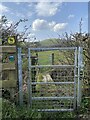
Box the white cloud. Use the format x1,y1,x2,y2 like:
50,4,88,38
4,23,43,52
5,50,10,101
68,14,75,19
32,19,48,31
53,23,68,32
35,2,60,17
48,21,56,29
32,19,68,32
0,4,9,13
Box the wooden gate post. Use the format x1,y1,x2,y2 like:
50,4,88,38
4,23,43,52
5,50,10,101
0,36,17,100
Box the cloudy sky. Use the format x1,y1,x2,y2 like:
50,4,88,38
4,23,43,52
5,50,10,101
0,2,88,41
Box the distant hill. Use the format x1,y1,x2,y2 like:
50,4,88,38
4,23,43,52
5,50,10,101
20,38,77,48
39,38,76,47
40,38,59,46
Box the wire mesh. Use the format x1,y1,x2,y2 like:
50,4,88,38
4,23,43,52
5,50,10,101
27,48,77,111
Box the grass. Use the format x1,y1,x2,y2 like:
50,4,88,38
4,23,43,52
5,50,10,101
2,98,76,119
1,97,90,119
37,50,73,65
22,49,74,70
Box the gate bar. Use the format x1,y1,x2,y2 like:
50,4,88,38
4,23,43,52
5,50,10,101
37,109,74,112
31,65,75,68
32,97,74,100
28,48,32,107
29,47,77,51
32,82,74,85
77,47,83,107
73,47,77,109
18,48,23,106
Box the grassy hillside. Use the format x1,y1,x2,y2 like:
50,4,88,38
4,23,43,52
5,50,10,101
40,38,76,47
40,38,59,46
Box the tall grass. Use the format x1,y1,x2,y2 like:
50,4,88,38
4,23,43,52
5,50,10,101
2,97,90,119
2,98,77,120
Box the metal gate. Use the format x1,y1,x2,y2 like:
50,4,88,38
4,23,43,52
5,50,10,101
18,47,83,112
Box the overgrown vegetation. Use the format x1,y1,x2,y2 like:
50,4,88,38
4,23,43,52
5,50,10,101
1,98,90,120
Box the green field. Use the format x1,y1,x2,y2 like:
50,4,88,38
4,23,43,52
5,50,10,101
40,38,59,46
22,49,74,70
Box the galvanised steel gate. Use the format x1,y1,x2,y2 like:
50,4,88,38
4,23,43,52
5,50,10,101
18,47,83,112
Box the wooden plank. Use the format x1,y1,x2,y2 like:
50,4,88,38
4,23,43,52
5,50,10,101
1,46,16,53
0,62,16,70
0,80,17,88
2,63,15,70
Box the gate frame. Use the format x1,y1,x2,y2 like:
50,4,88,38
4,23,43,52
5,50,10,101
77,47,84,107
18,47,83,111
